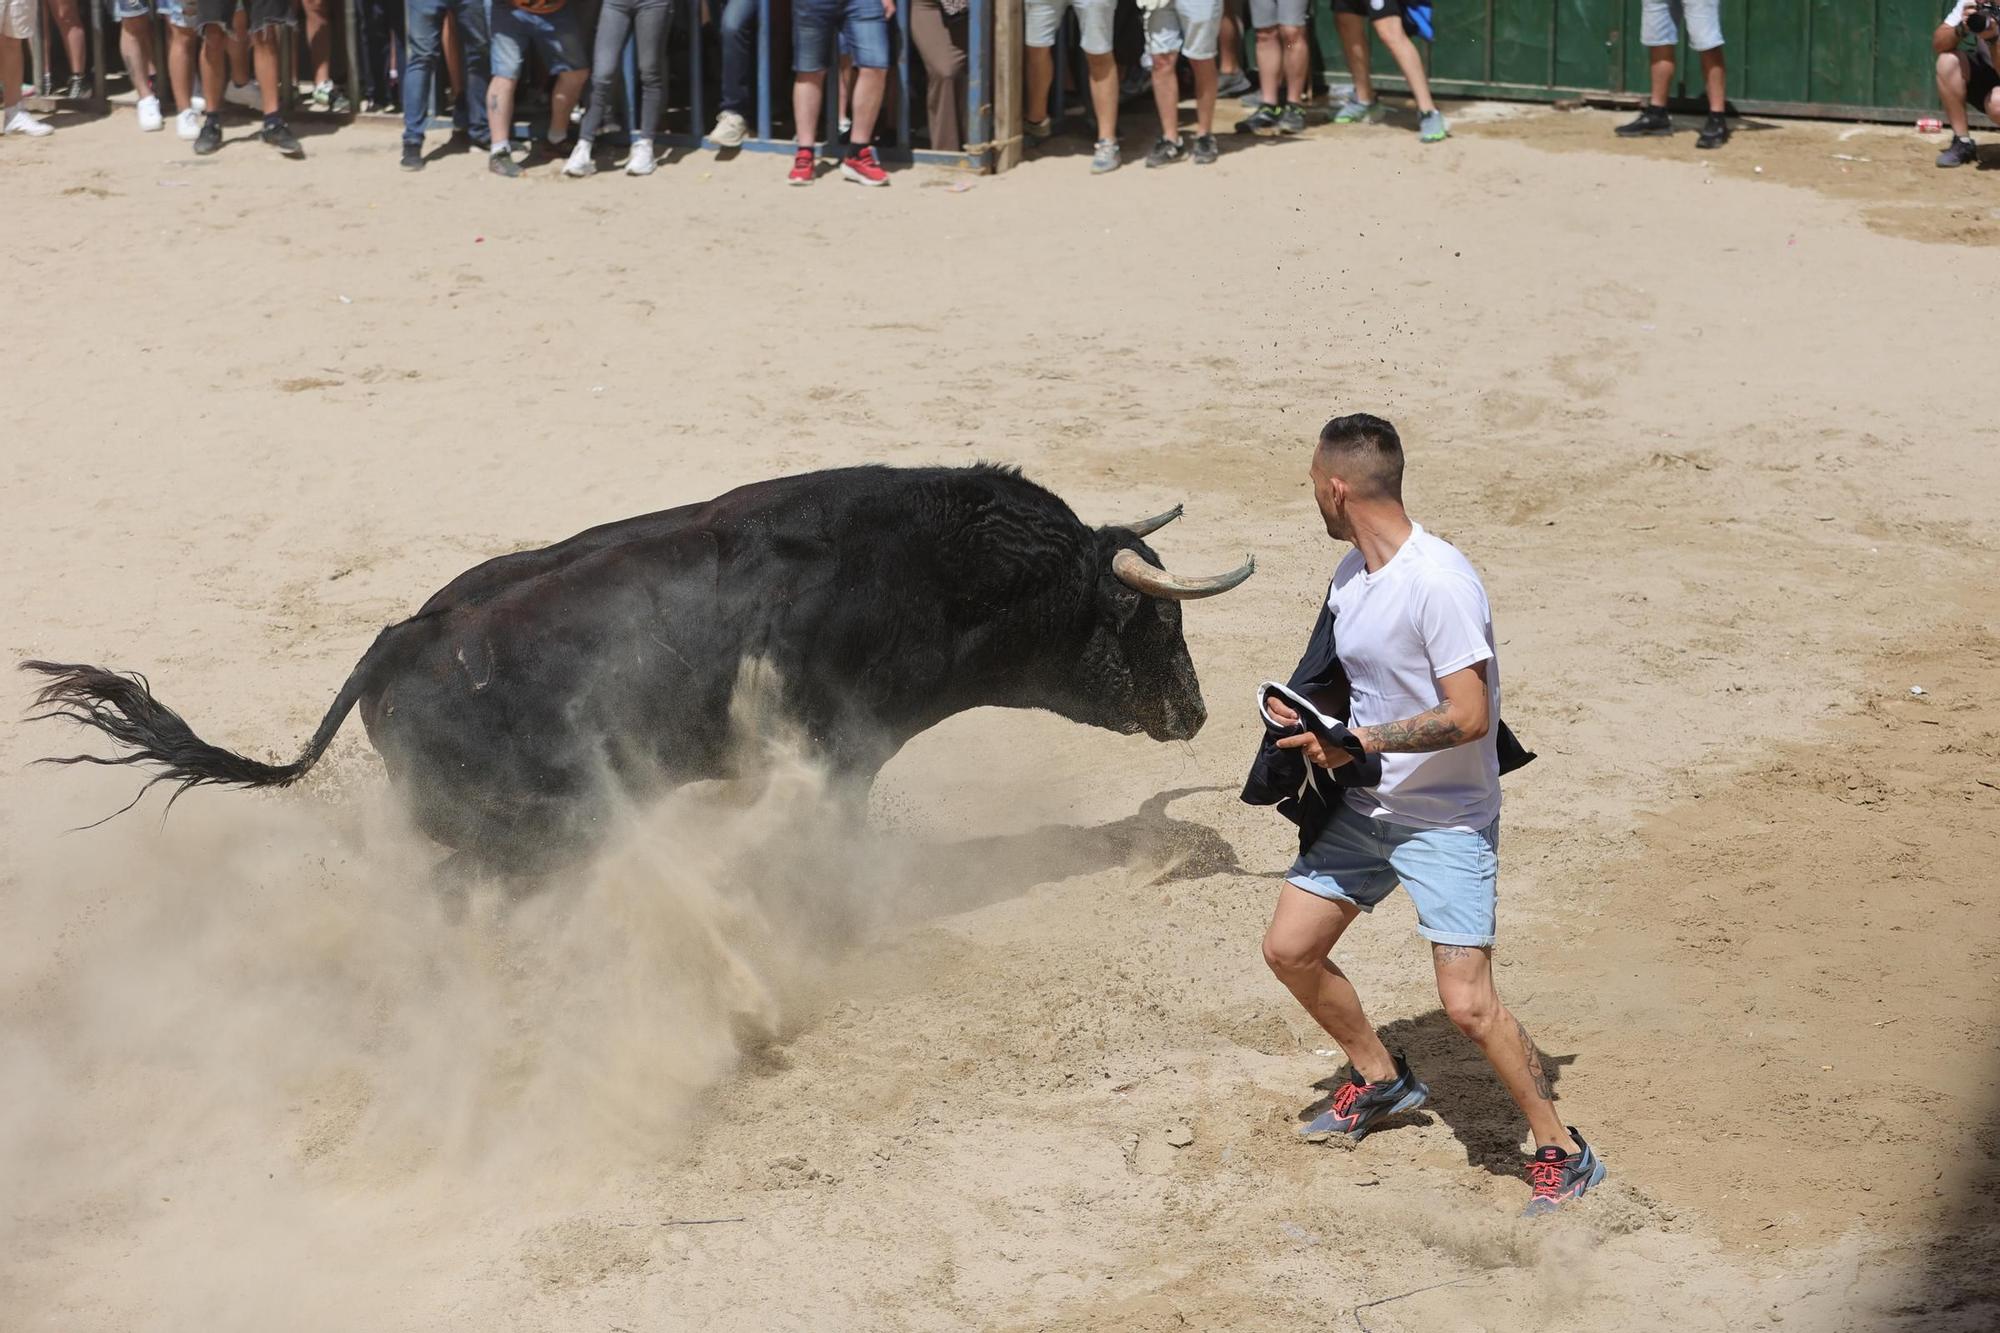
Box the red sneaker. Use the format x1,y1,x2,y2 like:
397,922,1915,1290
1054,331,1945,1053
788,147,815,186
840,145,888,187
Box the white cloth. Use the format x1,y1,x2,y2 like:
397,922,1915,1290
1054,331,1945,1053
1328,522,1501,831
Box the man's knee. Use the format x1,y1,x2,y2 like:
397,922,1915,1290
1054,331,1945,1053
1261,931,1322,979
1279,23,1305,43
1939,51,1967,91
1440,986,1498,1038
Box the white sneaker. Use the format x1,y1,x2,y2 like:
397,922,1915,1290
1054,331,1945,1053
562,137,596,176
626,138,656,175
3,106,53,137
137,95,163,132
710,109,748,147
224,80,261,111
176,106,201,139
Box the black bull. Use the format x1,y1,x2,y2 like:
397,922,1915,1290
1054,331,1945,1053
23,465,1254,872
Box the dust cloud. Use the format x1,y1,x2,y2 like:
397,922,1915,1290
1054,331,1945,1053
0,669,914,1330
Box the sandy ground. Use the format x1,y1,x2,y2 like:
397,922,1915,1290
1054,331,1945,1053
2,98,1997,1331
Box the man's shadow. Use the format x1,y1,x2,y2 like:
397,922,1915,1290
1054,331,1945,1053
1297,1009,1581,1177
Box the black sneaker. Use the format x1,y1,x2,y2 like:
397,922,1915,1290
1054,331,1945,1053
1278,104,1307,135
1938,134,1978,168
1616,103,1672,137
261,120,305,158
1236,103,1283,136
1695,112,1730,149
1522,1126,1608,1216
193,114,224,156
1191,132,1219,165
1300,1054,1430,1142
446,128,484,153
61,73,89,101
489,148,522,178
400,140,425,171
1145,135,1185,168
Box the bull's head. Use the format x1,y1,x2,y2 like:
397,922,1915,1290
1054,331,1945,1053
1069,505,1253,743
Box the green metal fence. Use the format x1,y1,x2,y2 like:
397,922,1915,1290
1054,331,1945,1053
1313,0,1952,119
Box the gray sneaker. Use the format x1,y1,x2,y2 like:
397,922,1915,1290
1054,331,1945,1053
1522,1127,1608,1217
1190,132,1218,165
1332,97,1375,125
1025,116,1054,143
1278,104,1307,135
1419,109,1449,143
1145,135,1185,168
1216,71,1252,99
1090,137,1121,174
1300,1055,1429,1142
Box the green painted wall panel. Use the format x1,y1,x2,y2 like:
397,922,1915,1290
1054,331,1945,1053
1302,0,1946,116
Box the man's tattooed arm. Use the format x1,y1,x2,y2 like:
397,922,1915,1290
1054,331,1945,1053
1357,702,1475,754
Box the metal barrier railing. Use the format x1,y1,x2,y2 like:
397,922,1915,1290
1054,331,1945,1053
23,0,990,170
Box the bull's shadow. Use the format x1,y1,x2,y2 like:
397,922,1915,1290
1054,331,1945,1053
1297,1008,1581,1177
876,786,1244,924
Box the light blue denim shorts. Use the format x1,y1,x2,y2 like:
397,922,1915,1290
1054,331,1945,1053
1287,800,1499,947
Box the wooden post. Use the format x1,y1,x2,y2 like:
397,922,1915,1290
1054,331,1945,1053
992,0,1020,172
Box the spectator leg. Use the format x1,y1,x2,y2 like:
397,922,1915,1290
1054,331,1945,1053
46,0,86,80
792,68,823,147
451,0,485,140
1333,10,1368,103
908,0,961,150
167,21,195,107
579,0,632,141
1369,13,1428,114
1149,48,1176,138
1085,49,1114,139
1278,21,1302,104
302,0,332,84
1937,52,1970,140
1252,24,1275,105
629,0,667,141
546,66,586,140
486,72,514,147
0,36,21,109
1217,0,1238,77
1024,41,1050,124
250,20,278,112
1698,44,1723,114
848,60,881,141
402,0,441,142
717,0,755,117
119,16,155,98
1189,53,1212,134
1644,43,1672,107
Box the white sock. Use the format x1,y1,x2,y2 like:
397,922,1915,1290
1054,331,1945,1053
491,139,510,155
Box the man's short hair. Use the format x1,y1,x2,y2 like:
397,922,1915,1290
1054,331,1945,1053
1315,413,1405,500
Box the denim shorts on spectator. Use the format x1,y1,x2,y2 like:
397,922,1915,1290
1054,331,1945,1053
109,0,196,27
1639,0,1722,51
1145,0,1222,61
493,1,589,80
795,0,890,73
1286,800,1500,948
1025,0,1115,55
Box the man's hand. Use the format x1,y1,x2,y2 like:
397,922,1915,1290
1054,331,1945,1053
1268,697,1356,770
883,0,895,16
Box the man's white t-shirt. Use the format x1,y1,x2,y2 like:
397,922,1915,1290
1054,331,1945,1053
1329,522,1501,831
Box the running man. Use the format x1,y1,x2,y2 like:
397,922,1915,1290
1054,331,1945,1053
1258,413,1605,1216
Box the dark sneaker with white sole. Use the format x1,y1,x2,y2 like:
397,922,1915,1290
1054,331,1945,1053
1146,135,1185,168
1695,112,1730,149
1938,135,1978,167
1300,1054,1429,1142
1522,1127,1607,1216
1236,103,1283,135
1616,104,1672,137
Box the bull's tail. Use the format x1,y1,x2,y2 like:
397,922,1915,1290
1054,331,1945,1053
21,628,395,822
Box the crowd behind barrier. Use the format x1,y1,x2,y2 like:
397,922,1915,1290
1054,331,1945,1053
3,0,1998,180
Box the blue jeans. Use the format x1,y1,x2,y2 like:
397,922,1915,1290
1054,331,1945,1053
718,0,756,116
403,0,492,146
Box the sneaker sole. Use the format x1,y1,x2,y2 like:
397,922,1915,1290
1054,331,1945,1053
839,165,888,186
1616,127,1674,138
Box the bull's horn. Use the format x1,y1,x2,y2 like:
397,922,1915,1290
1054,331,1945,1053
1112,549,1256,601
1113,504,1184,538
